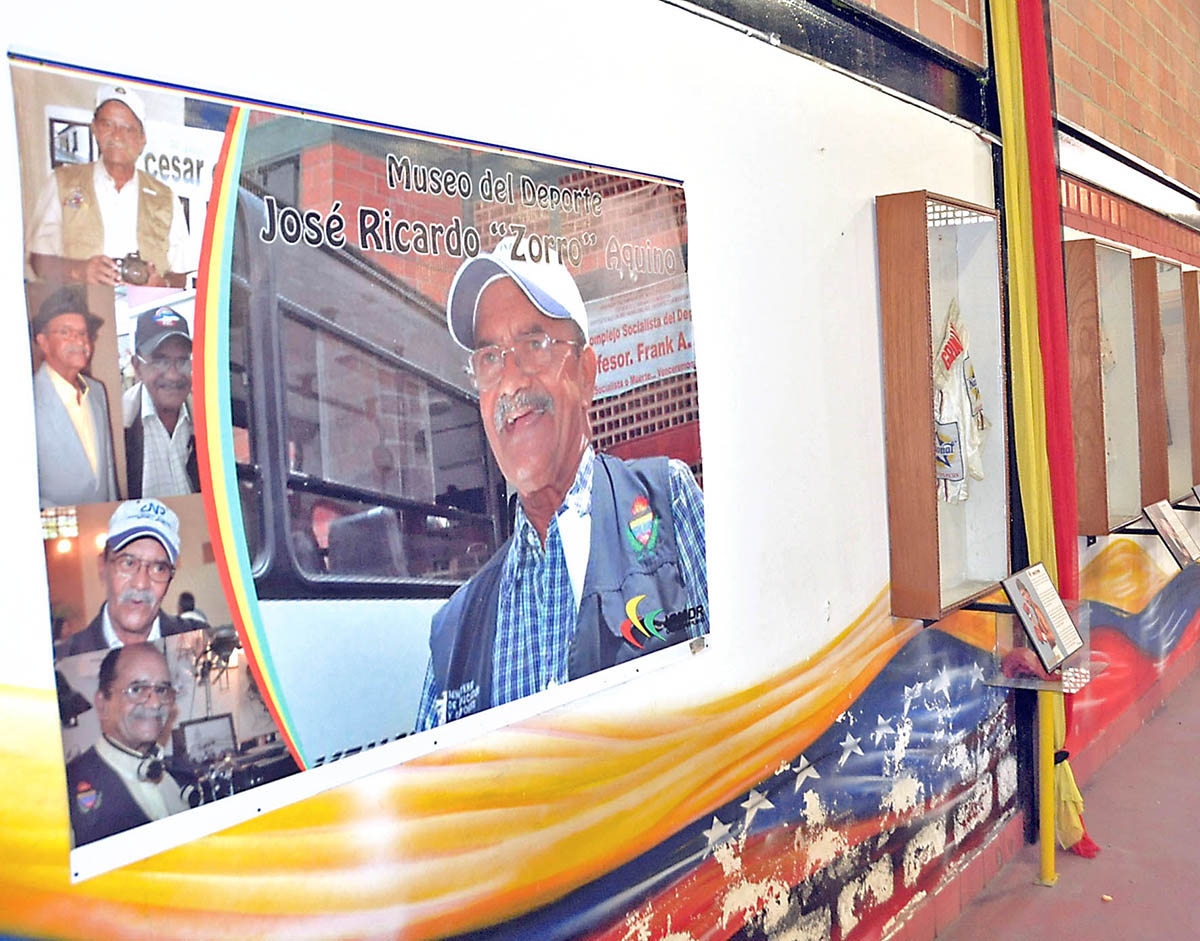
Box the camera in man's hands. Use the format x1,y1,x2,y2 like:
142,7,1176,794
115,251,150,285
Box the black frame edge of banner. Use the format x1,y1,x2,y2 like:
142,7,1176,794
664,0,999,136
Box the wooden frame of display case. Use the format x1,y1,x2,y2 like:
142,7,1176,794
1154,259,1195,502
876,190,1010,620
1186,270,1200,484
1064,240,1144,534
1131,256,1170,505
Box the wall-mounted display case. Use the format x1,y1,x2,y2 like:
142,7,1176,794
1131,256,1170,505
1187,270,1200,486
1064,240,1143,534
1157,260,1194,501
876,191,1009,620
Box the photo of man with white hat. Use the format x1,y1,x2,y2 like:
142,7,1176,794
65,499,192,656
26,83,194,288
414,236,709,730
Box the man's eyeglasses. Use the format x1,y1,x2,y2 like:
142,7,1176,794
94,117,141,136
108,552,175,583
119,682,176,703
46,327,90,342
137,353,192,374
467,334,582,391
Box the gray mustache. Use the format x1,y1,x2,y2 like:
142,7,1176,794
493,389,554,433
119,587,159,605
130,705,170,723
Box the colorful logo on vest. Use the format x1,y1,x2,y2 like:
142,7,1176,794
626,495,658,556
74,780,100,814
620,596,706,649
620,594,665,649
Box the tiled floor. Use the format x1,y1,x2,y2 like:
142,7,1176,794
938,663,1200,939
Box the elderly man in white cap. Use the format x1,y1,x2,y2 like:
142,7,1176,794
27,84,193,287
65,499,192,656
413,236,708,731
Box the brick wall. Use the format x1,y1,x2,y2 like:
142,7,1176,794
1050,0,1200,194
866,0,987,66
1061,174,1200,267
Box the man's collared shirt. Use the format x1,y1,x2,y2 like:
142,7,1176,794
101,604,163,649
127,383,194,497
27,163,193,273
46,366,99,476
414,448,707,731
490,446,595,708
93,736,187,822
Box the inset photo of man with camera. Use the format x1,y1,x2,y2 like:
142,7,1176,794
24,84,198,289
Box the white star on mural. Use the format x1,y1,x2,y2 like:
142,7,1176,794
702,815,732,848
968,661,986,689
930,666,953,701
838,731,864,768
904,681,924,700
740,789,775,831
872,714,894,746
792,754,821,792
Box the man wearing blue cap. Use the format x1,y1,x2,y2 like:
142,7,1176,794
65,499,192,656
414,236,708,730
30,284,120,509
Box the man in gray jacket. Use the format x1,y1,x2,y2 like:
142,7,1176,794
31,284,119,508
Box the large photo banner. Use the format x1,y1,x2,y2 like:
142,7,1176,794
11,57,705,878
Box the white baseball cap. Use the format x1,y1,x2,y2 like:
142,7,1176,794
106,500,181,564
446,234,588,350
94,84,146,128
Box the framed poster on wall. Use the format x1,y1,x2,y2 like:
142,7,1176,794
11,56,708,879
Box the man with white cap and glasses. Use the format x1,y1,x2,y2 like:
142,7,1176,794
414,236,708,730
27,83,193,287
65,499,192,656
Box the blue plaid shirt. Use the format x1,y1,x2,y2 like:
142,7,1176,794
414,450,707,731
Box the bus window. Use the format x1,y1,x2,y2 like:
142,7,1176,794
232,186,503,597
284,489,493,580
278,310,497,581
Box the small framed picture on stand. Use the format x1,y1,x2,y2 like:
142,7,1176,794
1001,563,1084,673
1143,500,1200,569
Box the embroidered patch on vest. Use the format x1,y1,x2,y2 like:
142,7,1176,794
442,680,480,723
626,495,659,555
65,187,86,210
74,780,100,814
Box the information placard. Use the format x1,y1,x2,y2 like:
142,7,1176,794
1144,499,1200,568
1001,562,1084,672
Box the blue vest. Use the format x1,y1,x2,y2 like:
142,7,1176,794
66,746,153,846
429,454,702,723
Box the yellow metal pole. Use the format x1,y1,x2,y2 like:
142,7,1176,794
1036,688,1058,886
